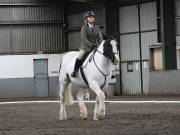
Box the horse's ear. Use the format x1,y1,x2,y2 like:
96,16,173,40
102,32,108,40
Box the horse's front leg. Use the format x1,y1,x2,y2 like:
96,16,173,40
59,101,67,120
59,79,69,120
77,88,88,120
93,96,99,120
89,81,105,120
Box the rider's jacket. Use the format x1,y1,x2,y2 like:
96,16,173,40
80,21,103,52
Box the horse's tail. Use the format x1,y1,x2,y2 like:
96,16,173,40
57,55,63,100
58,55,63,74
64,82,74,106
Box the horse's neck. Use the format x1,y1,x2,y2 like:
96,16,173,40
94,44,112,74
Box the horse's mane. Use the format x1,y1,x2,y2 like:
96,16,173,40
102,32,114,41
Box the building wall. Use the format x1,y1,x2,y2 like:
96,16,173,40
0,54,63,97
0,53,117,98
176,37,180,69
0,0,66,97
0,0,65,54
149,70,180,94
175,0,180,69
1,0,180,97
119,2,157,95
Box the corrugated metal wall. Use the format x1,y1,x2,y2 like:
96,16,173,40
119,2,157,95
140,2,157,95
0,6,63,22
0,1,65,54
119,5,141,95
67,7,105,50
120,34,140,61
119,6,139,34
141,32,157,94
0,0,57,4
0,25,11,53
140,2,157,31
175,0,180,69
12,24,64,53
121,62,142,95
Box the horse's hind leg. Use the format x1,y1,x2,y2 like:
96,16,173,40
59,77,70,120
77,88,88,120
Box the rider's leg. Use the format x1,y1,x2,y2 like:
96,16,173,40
71,49,86,77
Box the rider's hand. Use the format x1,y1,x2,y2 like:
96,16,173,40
90,43,97,50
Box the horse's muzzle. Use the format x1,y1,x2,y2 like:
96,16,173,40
113,59,118,65
112,55,119,65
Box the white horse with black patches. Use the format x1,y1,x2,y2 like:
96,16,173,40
59,35,119,120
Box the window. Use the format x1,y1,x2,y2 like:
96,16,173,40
127,62,133,72
149,43,164,71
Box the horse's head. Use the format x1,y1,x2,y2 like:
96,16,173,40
101,34,119,65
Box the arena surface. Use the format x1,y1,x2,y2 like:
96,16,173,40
0,96,180,135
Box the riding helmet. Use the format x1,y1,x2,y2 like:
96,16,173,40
84,11,95,19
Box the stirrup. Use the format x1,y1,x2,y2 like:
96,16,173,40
71,71,76,77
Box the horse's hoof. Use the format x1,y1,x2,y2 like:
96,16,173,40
80,113,88,120
97,110,105,120
97,115,104,120
93,117,98,121
59,117,67,121
80,117,88,120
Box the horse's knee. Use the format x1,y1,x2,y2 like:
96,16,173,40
77,89,86,101
77,92,84,101
60,90,65,102
98,91,105,101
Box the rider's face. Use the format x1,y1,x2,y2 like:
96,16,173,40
87,16,95,24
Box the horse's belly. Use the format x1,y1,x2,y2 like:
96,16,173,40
70,77,89,88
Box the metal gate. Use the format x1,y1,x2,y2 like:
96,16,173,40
33,59,49,97
119,2,158,95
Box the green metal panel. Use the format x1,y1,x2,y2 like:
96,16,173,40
159,0,177,70
105,0,119,38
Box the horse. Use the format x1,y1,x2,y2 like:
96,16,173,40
59,35,119,120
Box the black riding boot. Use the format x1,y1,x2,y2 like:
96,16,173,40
71,59,82,77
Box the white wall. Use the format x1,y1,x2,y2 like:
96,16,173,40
0,54,65,79
176,36,180,69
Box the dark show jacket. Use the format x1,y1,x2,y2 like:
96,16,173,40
80,22,103,51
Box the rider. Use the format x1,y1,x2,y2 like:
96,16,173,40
71,11,103,77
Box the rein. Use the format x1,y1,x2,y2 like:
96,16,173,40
93,49,111,77
92,49,111,89
81,41,118,89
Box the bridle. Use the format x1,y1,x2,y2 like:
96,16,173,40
90,40,119,88
96,39,119,63
81,39,119,89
